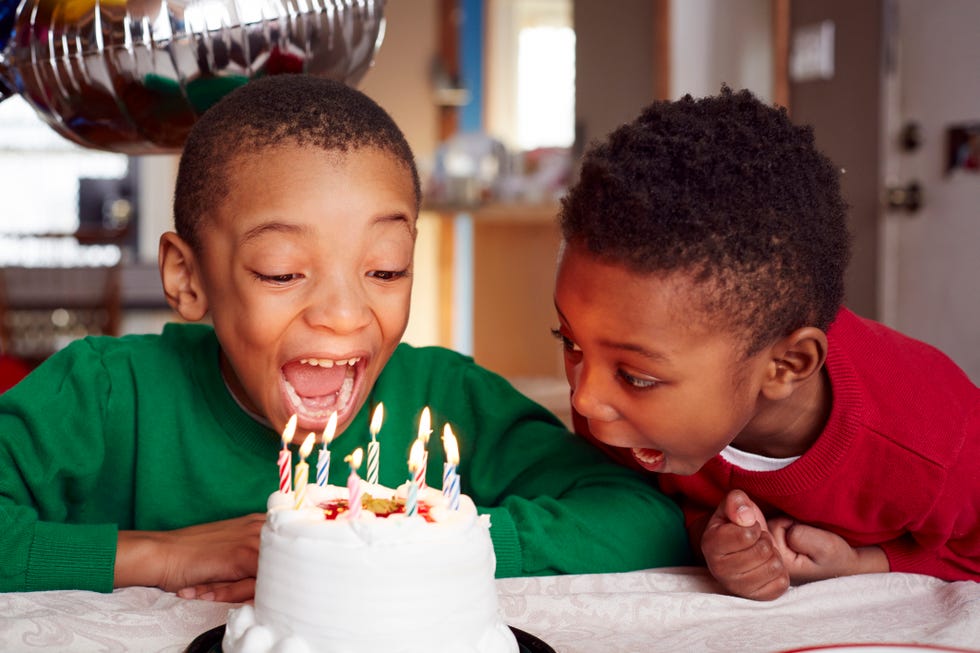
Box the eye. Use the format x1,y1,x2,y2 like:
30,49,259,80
617,369,660,390
550,327,581,353
253,271,302,285
367,269,411,282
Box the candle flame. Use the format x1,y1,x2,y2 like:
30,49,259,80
322,411,338,447
299,433,315,459
346,447,364,470
282,414,298,447
442,423,460,465
417,406,432,443
370,403,384,439
408,437,425,472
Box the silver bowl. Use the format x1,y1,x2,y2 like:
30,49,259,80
0,0,386,153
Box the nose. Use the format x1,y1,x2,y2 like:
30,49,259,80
569,361,619,423
304,275,373,335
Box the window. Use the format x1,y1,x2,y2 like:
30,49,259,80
0,96,128,266
486,0,575,151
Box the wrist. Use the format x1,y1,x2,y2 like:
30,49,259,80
115,530,169,589
855,545,890,575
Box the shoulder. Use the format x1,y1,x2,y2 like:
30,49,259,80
383,343,490,382
825,308,979,463
377,343,561,423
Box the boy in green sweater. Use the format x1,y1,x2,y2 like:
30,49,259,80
0,75,689,601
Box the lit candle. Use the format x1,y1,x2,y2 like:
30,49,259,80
345,448,364,518
441,423,460,510
406,437,425,517
317,411,338,487
367,403,383,485
278,414,297,494
293,433,315,509
414,406,432,489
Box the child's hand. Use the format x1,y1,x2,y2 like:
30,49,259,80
700,489,790,601
115,513,265,601
177,578,257,604
768,516,889,582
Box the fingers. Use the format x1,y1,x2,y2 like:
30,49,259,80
702,491,790,601
708,528,789,600
179,579,256,604
723,489,767,529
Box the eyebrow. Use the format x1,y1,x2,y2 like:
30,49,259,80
241,221,308,243
240,212,415,244
375,212,415,234
554,304,671,363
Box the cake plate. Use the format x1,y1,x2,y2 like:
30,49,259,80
186,624,556,653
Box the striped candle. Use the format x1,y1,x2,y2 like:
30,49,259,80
316,412,338,487
441,423,460,510
414,407,431,489
278,414,298,494
406,480,419,517
345,448,364,518
367,403,383,484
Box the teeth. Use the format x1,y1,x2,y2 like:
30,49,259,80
632,448,663,464
284,361,357,419
299,357,360,368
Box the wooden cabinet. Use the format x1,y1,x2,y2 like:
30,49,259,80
420,202,571,426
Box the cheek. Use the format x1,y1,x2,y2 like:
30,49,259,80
376,287,412,339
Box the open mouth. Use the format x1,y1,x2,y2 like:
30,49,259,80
631,447,665,472
281,355,364,429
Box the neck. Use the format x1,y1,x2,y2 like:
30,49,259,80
734,367,832,459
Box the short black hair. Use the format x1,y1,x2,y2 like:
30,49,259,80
174,74,421,250
560,86,850,355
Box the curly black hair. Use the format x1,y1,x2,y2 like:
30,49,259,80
559,86,850,356
174,74,421,251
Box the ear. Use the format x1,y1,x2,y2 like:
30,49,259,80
760,326,828,401
159,231,208,322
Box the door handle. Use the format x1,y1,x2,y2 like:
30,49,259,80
885,180,922,213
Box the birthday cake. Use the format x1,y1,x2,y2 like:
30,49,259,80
221,482,519,653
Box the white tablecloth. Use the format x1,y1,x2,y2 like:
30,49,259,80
2,567,978,652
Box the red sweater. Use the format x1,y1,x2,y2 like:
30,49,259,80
576,308,980,582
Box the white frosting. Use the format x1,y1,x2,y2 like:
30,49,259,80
223,482,518,653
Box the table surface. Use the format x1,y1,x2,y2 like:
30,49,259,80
2,567,978,652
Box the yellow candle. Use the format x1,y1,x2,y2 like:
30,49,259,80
293,433,315,509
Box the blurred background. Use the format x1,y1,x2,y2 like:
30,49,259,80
1,0,977,414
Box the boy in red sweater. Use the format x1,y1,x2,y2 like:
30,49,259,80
553,86,979,600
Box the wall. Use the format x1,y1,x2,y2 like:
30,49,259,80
671,0,773,101
359,0,443,348
573,0,661,148
789,0,883,320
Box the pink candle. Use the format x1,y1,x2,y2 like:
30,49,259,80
406,438,425,517
346,448,364,518
278,414,298,494
414,407,431,489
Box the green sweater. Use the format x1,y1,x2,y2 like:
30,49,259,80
0,323,689,592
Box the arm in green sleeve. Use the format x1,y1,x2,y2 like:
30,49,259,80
0,341,122,592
